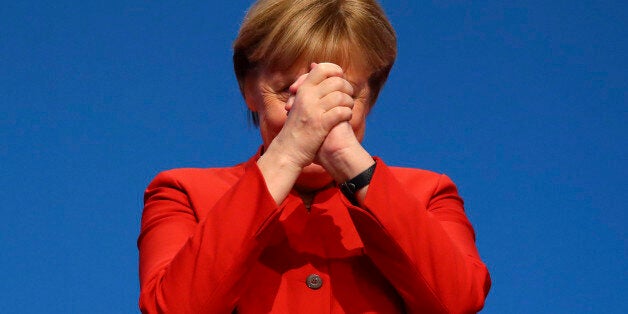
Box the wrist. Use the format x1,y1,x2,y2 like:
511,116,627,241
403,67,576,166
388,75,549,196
339,162,376,204
256,142,304,206
260,141,304,175
320,143,374,183
266,134,312,170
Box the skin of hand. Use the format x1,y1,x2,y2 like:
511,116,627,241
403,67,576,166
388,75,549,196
287,63,375,183
276,62,356,169
246,62,367,203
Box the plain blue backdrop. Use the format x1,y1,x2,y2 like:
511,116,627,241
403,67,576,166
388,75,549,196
1,1,626,313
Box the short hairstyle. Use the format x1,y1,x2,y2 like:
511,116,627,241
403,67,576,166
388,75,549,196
233,0,397,125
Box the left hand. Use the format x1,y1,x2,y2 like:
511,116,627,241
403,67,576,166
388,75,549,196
286,64,360,158
287,63,370,182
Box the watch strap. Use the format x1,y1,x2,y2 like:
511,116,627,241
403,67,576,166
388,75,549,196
339,163,376,204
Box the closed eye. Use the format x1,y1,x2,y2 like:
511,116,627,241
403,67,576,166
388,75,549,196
277,84,292,100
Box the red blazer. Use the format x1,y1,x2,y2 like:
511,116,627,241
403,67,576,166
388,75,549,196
138,152,491,313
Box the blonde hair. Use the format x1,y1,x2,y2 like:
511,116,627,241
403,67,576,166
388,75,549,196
233,0,397,125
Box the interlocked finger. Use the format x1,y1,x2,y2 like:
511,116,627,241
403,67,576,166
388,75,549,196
316,76,354,99
321,106,353,131
319,91,354,111
300,63,344,87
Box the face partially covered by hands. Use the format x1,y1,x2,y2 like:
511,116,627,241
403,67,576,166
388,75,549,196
245,62,371,181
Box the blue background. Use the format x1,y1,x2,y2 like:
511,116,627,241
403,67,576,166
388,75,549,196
1,1,626,313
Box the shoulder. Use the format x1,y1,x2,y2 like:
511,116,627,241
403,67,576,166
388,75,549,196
143,162,257,220
151,163,247,189
145,162,249,208
380,163,461,206
385,164,456,190
387,166,443,185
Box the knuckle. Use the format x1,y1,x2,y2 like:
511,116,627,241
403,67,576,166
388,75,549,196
332,91,345,103
329,77,345,89
343,95,355,107
323,91,344,105
320,62,342,74
298,86,314,98
335,92,353,106
345,81,354,95
333,106,351,119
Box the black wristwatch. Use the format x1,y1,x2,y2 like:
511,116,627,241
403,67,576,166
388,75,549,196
339,163,376,204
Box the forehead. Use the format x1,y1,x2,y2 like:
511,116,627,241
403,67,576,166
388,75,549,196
264,48,372,84
260,61,371,89
265,37,371,73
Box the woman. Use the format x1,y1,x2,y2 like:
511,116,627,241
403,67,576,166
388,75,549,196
138,0,491,313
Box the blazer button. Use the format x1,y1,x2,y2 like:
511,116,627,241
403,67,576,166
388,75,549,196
305,274,323,290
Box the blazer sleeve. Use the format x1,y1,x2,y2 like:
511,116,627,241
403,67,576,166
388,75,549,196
137,162,282,314
347,158,491,314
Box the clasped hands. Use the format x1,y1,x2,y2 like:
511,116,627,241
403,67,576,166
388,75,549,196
276,62,364,177
257,62,374,204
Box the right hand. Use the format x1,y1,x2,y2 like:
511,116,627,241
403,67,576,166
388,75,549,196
275,62,355,169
